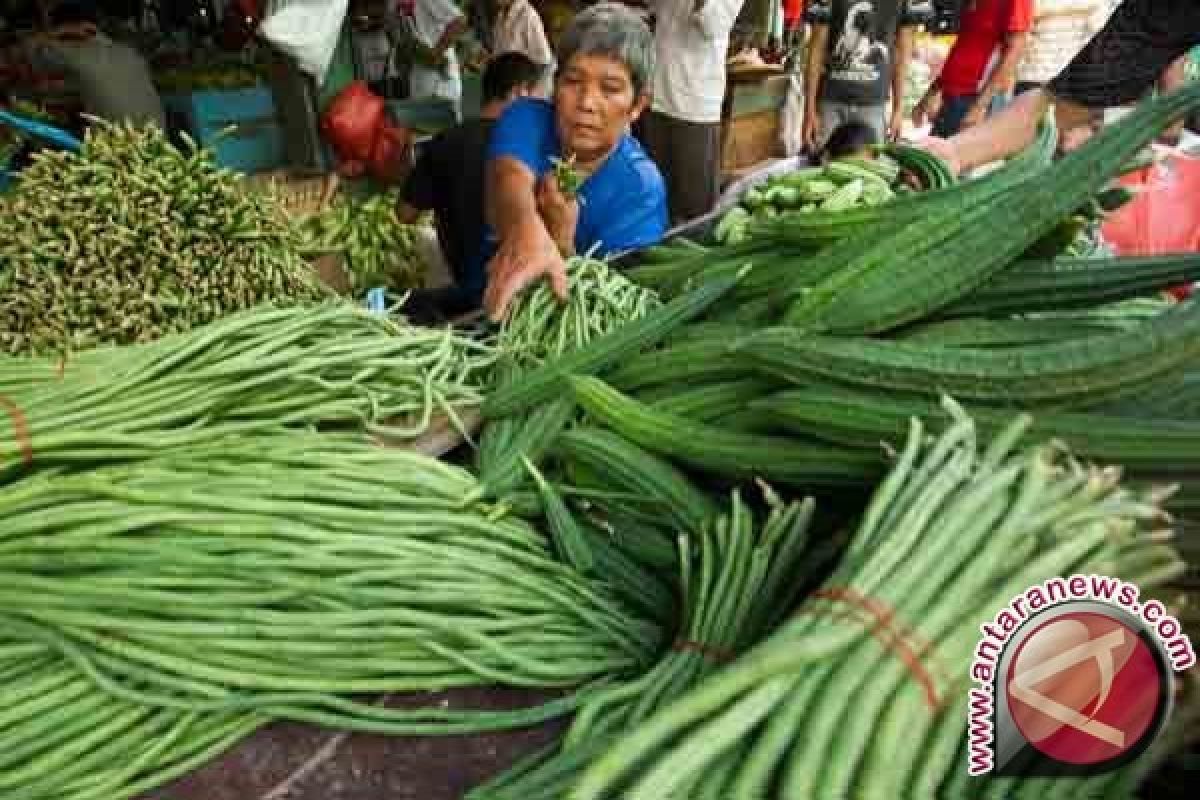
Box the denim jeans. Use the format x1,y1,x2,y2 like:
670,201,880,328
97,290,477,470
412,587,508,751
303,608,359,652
933,93,1013,138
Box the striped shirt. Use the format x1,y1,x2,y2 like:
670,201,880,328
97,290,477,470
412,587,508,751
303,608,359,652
1018,0,1109,85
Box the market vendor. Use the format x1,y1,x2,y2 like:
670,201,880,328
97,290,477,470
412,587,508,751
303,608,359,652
481,2,668,321
920,0,1200,175
25,1,164,129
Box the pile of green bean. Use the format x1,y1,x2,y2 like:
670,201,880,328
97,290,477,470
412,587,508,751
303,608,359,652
470,488,830,800
497,256,661,369
566,402,1188,800
0,302,496,477
297,190,426,291
0,433,662,800
0,121,326,355
477,257,661,497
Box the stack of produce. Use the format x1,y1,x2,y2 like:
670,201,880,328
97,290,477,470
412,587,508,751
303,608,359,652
0,434,662,800
561,407,1191,799
712,146,954,245
154,63,264,92
0,121,325,355
469,88,1200,797
0,302,496,476
297,190,426,291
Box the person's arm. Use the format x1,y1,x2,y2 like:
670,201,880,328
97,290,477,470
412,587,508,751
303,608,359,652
483,156,567,319
962,30,1030,129
427,14,467,65
692,0,740,39
921,87,1048,174
802,23,829,152
1159,54,1190,144
532,9,556,67
481,100,567,320
920,0,1199,174
890,26,916,141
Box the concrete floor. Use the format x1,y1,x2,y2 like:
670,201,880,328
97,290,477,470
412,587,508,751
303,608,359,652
142,689,565,800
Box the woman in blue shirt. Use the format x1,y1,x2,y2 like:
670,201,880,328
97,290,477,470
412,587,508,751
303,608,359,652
481,2,668,320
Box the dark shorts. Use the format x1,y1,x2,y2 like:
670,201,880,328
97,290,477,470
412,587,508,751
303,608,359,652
641,110,722,226
932,94,1013,138
1048,0,1200,108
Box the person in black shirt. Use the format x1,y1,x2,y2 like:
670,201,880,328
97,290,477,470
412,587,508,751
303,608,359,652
920,0,1200,175
399,51,545,319
802,0,934,151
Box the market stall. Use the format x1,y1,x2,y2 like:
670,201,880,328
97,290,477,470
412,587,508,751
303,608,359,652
2,6,1200,799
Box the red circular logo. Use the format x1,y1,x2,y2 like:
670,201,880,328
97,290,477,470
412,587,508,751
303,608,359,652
1006,611,1165,766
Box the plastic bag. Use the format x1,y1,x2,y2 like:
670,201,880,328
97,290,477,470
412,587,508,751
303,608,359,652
321,80,386,166
367,122,411,184
1102,154,1200,299
259,0,348,85
780,74,804,158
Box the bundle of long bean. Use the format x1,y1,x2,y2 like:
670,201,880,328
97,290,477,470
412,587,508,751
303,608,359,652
297,190,426,290
0,121,326,355
469,489,829,800
0,302,495,477
0,434,662,798
0,638,264,800
478,257,660,497
569,401,1187,800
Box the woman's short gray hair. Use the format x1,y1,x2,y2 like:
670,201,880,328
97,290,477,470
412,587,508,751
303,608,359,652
557,2,655,96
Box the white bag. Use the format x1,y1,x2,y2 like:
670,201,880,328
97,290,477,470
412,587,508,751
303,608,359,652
260,0,349,86
780,74,805,158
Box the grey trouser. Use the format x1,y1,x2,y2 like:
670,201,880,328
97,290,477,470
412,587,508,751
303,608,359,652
641,110,722,225
818,100,887,149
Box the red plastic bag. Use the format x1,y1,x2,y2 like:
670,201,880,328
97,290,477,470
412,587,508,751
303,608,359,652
1102,155,1200,300
321,81,386,166
367,122,412,184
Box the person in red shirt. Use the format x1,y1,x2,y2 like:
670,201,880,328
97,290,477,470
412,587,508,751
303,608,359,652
913,0,1033,137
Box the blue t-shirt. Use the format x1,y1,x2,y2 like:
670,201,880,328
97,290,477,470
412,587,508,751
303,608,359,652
472,98,668,288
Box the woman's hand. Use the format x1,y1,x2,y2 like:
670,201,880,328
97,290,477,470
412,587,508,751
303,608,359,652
960,99,988,131
802,107,821,153
483,218,569,322
913,87,942,129
888,103,905,142
535,171,579,256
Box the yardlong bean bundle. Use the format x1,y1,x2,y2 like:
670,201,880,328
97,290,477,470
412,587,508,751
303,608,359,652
0,434,661,739
469,489,832,800
570,400,1188,800
0,121,326,355
0,302,496,477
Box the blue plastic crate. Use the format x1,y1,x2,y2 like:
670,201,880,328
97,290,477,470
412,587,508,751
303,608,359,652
205,123,285,174
163,88,284,173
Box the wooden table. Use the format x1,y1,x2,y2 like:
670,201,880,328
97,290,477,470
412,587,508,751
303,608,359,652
720,65,788,175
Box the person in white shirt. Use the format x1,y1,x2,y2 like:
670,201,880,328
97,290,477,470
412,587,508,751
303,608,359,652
642,0,745,224
1015,0,1109,95
403,0,469,120
492,0,554,70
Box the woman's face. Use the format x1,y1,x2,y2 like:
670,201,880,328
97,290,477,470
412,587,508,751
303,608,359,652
554,53,648,165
